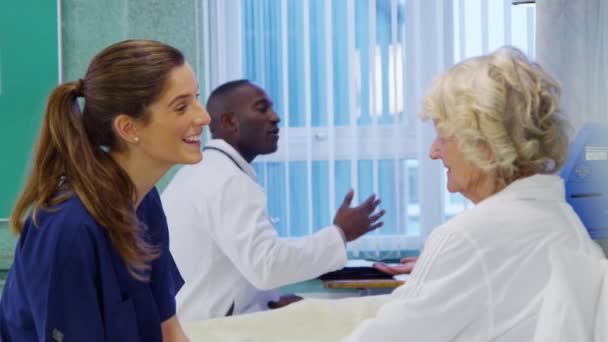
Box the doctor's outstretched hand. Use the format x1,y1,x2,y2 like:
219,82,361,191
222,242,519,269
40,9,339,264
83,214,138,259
333,189,385,242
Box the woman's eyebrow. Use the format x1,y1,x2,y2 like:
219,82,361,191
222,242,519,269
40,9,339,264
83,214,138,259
168,93,191,106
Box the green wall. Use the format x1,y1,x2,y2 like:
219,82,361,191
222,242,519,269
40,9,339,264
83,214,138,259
0,1,57,284
61,0,201,82
0,2,59,219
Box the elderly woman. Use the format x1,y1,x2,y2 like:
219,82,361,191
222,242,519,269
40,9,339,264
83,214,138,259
346,46,604,341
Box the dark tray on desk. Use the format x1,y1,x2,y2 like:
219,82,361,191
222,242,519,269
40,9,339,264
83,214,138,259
319,266,393,281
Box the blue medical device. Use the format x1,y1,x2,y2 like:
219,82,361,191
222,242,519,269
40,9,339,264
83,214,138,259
560,123,608,242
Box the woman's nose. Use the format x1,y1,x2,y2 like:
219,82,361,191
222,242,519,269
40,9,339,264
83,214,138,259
429,138,441,160
196,104,211,126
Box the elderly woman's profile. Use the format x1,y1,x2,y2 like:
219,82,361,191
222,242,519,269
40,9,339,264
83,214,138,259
346,45,604,341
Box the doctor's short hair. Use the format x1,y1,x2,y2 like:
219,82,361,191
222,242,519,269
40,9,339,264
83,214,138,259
420,46,570,186
206,79,252,135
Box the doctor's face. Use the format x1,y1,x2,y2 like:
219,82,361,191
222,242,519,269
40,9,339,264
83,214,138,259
429,122,487,204
232,84,281,162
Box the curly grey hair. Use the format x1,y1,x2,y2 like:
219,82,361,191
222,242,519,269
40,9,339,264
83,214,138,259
421,46,570,186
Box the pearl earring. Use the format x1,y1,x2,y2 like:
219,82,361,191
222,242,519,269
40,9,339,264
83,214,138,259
134,137,140,143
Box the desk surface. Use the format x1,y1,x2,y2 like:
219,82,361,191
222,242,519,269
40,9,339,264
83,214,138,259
323,278,405,289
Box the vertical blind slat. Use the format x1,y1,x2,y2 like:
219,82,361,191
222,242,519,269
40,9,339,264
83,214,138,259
280,0,292,237
346,0,360,256
302,0,314,235
324,0,337,218
481,0,489,53
504,0,512,45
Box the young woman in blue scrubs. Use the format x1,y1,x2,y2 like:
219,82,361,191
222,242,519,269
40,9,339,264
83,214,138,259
0,40,210,341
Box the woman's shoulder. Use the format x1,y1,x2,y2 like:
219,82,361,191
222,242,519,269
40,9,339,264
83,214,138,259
15,194,111,274
138,187,162,214
23,194,106,246
137,187,169,243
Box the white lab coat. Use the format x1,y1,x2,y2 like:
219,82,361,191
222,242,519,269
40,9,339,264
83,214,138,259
533,249,608,342
346,175,604,341
161,139,347,321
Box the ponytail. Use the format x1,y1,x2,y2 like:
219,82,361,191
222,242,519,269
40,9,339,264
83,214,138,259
11,81,82,231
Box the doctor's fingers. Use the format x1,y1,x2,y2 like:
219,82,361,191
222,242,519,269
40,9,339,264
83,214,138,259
369,221,384,231
358,195,381,213
366,211,384,231
400,256,419,264
368,209,385,224
339,189,355,210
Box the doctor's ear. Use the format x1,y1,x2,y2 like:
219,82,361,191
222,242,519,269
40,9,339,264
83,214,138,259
113,114,141,145
220,112,238,133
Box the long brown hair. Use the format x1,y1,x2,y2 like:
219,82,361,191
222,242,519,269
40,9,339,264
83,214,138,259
11,40,185,280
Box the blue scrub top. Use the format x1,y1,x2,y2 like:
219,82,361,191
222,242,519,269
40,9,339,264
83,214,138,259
0,187,184,341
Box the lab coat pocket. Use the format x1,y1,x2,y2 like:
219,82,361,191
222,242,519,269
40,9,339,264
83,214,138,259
105,297,140,342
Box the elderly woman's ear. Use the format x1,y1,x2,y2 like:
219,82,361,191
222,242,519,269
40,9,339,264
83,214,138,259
478,140,495,163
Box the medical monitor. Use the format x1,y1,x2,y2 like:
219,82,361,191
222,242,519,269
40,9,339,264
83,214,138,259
560,123,608,255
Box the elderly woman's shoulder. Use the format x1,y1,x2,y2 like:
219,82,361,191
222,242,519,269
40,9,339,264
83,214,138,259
436,195,517,235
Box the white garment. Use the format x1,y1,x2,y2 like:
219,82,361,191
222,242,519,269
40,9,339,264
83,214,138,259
533,250,608,342
183,295,391,342
162,139,347,321
346,175,604,341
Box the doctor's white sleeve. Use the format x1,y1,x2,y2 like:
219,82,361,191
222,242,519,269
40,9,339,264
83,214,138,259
345,229,492,342
210,174,347,290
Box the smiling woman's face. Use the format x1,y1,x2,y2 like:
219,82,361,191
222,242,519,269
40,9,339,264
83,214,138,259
133,63,210,169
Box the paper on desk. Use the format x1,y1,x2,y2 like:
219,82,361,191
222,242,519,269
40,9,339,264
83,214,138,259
345,259,404,268
345,259,411,281
345,259,376,268
394,274,410,281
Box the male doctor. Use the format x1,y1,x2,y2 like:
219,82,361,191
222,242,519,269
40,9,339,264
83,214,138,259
162,79,385,321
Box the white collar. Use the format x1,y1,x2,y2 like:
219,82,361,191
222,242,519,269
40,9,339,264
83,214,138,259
204,139,257,181
489,174,565,203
